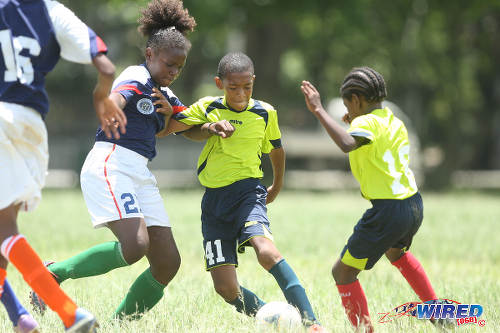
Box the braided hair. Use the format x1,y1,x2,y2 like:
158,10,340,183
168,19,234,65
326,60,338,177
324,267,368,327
138,0,196,52
340,67,387,103
217,52,254,79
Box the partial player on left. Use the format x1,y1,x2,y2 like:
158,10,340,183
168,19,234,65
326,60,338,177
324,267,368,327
0,0,125,332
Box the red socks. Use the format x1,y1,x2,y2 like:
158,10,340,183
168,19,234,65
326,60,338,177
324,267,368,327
0,267,6,298
391,251,437,302
1,235,77,328
337,280,373,332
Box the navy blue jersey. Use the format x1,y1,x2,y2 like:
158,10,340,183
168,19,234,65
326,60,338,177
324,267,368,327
95,64,186,160
0,0,107,118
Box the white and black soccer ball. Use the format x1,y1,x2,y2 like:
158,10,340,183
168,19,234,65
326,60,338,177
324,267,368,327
256,301,302,332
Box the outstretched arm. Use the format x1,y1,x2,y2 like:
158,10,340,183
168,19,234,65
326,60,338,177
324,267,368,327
301,80,358,153
182,125,209,141
92,54,127,139
181,120,236,141
266,147,285,204
158,119,193,137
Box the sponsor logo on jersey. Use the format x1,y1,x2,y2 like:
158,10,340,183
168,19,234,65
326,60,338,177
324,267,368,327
229,119,243,125
136,98,154,115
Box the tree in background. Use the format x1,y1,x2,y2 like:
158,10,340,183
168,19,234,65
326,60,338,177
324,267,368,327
46,0,500,187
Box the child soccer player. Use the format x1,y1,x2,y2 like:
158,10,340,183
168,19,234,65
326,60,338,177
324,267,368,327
301,67,440,332
30,0,196,321
164,52,324,332
0,0,126,331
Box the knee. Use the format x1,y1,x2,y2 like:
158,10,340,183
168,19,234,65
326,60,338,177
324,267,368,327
121,238,149,265
331,262,341,283
332,260,359,285
214,281,240,302
255,247,282,271
151,253,181,285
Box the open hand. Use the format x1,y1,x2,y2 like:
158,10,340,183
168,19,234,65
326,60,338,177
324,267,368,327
152,87,173,116
301,80,324,114
94,96,127,139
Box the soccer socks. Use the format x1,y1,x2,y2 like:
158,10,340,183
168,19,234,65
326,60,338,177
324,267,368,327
227,286,265,316
0,267,5,298
336,280,373,332
391,251,438,302
269,259,317,323
1,279,29,326
113,268,165,320
49,241,128,283
1,235,77,328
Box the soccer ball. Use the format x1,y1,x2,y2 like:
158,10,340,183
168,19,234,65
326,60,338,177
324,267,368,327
256,301,302,332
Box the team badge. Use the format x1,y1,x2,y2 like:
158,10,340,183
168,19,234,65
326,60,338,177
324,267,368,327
136,98,154,115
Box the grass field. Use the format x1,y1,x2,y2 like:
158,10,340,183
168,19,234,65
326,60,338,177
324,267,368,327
1,189,499,332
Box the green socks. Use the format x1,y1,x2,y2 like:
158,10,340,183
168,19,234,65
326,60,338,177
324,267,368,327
49,241,128,283
269,259,317,323
113,268,166,320
49,242,166,320
228,286,265,316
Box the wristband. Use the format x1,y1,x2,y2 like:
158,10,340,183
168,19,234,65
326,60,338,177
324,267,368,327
207,122,215,134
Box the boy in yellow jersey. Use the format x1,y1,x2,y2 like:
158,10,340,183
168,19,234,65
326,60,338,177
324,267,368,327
301,67,441,332
164,52,323,332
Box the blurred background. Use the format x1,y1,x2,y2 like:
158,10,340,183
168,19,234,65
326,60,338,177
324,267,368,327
45,0,500,190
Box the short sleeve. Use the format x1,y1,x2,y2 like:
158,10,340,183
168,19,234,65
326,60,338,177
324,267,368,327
44,0,107,64
160,87,187,115
172,98,210,125
262,109,282,153
348,115,375,142
112,80,147,102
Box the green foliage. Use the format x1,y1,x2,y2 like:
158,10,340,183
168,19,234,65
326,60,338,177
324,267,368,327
46,1,500,185
3,189,499,332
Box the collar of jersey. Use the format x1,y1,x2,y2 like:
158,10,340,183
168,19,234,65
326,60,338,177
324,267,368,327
222,96,255,112
368,107,392,117
140,63,162,89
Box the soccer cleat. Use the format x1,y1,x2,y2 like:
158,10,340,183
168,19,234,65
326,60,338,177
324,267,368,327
65,308,98,333
307,323,328,333
29,290,46,316
29,261,58,315
14,314,40,333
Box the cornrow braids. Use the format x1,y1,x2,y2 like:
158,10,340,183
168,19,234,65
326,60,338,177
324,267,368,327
138,0,196,52
217,52,254,79
340,67,387,103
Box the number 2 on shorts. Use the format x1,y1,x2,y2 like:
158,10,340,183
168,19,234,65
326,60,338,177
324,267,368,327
121,193,139,214
205,240,225,265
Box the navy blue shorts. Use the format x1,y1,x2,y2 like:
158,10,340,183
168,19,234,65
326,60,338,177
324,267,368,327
201,178,273,270
340,192,423,270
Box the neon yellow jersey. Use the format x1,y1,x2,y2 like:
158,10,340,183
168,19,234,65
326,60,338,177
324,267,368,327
347,107,418,200
173,96,282,188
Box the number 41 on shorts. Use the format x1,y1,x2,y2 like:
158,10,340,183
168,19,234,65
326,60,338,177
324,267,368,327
205,240,225,265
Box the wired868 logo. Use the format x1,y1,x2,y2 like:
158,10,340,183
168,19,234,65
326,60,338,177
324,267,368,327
378,299,486,327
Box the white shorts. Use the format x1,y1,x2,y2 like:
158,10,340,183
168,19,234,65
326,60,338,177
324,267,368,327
0,102,48,212
80,142,170,228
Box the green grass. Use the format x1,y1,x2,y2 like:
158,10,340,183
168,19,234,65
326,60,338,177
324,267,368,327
2,189,498,332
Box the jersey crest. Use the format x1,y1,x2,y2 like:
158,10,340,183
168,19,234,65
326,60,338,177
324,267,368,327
136,98,154,115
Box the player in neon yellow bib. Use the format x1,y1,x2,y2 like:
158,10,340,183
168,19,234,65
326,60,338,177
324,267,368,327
165,52,324,332
302,67,444,332
348,106,418,200
172,95,281,188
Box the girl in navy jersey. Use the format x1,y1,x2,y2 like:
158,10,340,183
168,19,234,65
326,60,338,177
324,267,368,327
0,0,125,332
30,0,196,321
